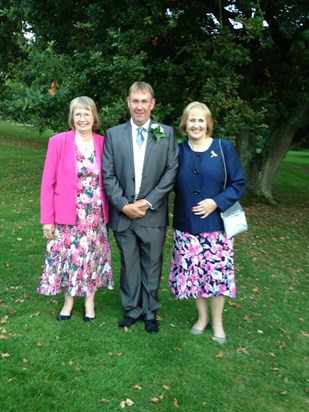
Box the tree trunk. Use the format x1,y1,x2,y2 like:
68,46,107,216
238,107,308,204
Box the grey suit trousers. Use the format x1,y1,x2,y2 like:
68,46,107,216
114,221,166,320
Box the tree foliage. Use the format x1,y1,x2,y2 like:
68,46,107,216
0,0,308,202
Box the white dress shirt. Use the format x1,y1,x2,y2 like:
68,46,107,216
131,119,150,198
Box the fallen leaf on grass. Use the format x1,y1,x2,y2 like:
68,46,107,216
1,353,10,358
0,335,8,340
269,352,276,358
149,394,164,404
173,398,180,408
301,330,309,337
30,311,41,318
215,353,224,359
257,330,264,334
108,352,123,356
16,238,22,241
98,398,110,404
236,347,249,354
279,391,288,396
132,384,142,390
163,385,170,390
120,398,134,408
243,315,251,322
1,315,8,324
36,342,43,348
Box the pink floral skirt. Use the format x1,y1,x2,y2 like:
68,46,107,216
169,230,235,299
38,209,113,297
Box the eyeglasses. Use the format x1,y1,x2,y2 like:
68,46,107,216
73,112,93,119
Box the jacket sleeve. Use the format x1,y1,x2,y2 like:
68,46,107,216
213,139,246,212
40,137,59,224
102,129,130,212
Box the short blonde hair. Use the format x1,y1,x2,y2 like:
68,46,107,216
128,81,154,98
179,101,214,137
68,96,101,130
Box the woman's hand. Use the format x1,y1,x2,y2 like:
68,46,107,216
192,199,217,219
42,224,55,240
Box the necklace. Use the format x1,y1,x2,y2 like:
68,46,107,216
75,133,94,154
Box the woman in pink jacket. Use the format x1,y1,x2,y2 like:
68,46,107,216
38,96,113,322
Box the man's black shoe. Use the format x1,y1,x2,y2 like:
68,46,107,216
144,319,159,334
118,315,137,328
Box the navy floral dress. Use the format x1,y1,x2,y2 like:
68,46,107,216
169,230,235,300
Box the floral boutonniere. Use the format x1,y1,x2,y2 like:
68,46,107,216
149,123,167,144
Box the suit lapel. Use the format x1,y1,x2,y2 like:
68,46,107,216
144,121,155,165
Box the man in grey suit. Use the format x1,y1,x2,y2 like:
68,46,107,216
103,81,179,333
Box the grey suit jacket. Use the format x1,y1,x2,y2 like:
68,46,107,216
103,120,179,232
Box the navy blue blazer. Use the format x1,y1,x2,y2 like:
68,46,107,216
173,138,246,235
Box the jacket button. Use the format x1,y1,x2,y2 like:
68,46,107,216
193,169,199,174
194,190,200,195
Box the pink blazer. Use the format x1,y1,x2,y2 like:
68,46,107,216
40,130,109,225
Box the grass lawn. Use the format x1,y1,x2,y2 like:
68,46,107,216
0,121,308,411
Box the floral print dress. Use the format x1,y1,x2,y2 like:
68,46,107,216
38,147,113,297
169,230,235,300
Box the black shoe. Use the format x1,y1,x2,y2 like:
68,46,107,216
144,319,159,334
57,313,71,321
83,315,96,323
118,315,137,328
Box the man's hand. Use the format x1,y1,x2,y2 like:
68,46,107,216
122,199,149,219
134,199,150,213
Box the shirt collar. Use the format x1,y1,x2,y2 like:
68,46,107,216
131,119,151,131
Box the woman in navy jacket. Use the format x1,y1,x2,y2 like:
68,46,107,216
169,102,245,344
